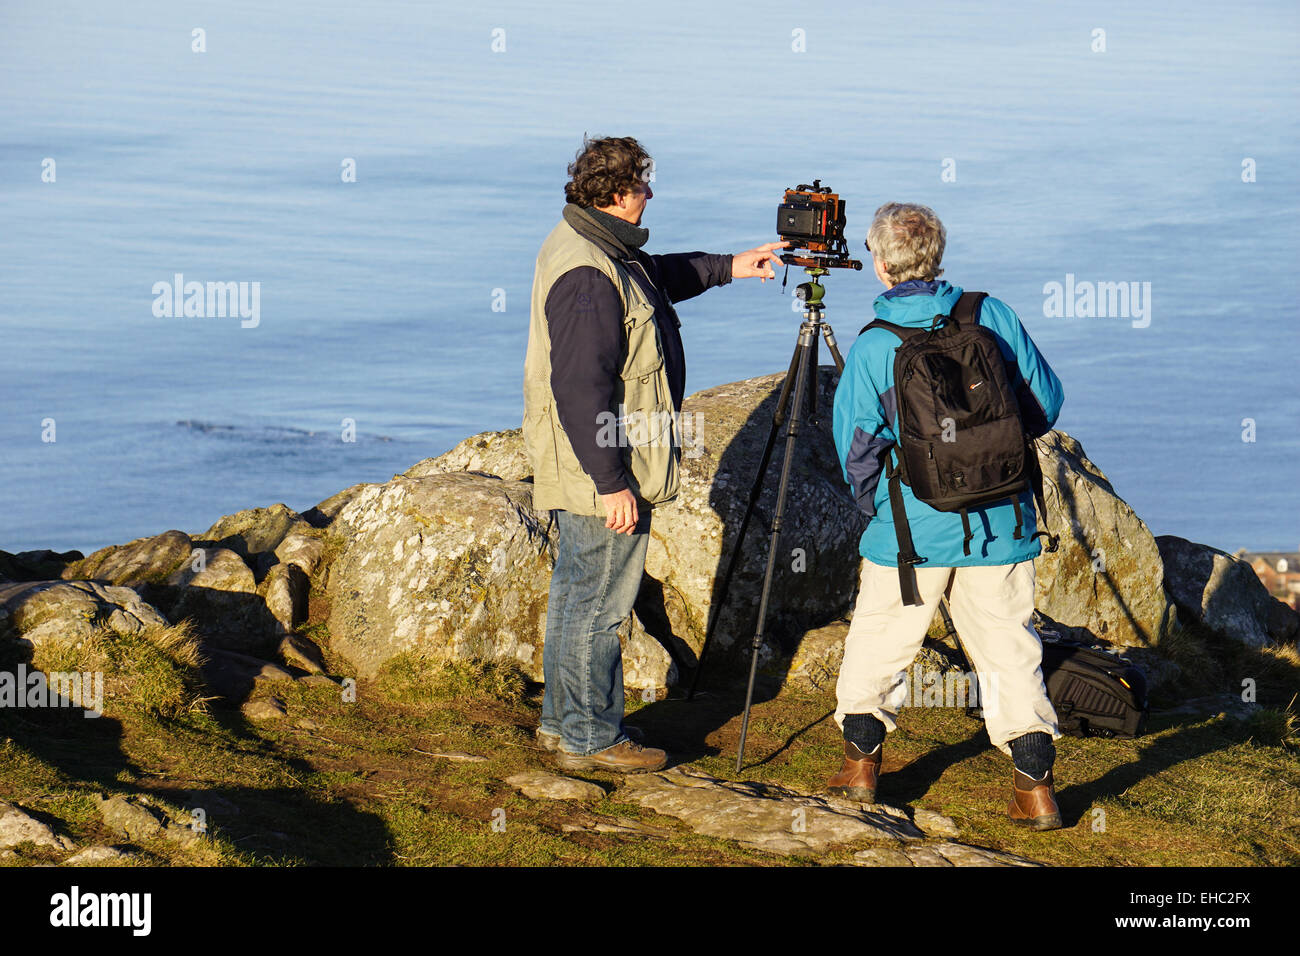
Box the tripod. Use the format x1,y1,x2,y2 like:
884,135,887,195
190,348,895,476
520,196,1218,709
687,267,848,774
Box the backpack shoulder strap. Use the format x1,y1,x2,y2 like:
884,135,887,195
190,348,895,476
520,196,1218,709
859,318,916,338
947,291,987,328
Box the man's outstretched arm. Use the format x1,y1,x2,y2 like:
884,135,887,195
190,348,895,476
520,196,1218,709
649,241,787,303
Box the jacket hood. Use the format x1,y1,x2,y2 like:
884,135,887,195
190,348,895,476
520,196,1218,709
871,279,964,327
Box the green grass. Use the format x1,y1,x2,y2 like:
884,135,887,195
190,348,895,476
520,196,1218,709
1,613,1296,867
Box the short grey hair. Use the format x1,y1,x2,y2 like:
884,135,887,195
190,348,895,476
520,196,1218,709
866,202,946,283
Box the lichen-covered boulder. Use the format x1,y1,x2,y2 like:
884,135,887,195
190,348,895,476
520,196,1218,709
326,473,555,679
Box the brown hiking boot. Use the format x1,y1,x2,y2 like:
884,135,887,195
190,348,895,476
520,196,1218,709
826,741,882,803
536,725,645,752
555,739,667,774
1008,768,1063,830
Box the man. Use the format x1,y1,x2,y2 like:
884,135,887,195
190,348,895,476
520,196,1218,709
523,136,785,772
829,202,1066,829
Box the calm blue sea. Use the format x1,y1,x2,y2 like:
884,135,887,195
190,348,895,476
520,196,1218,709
2,0,1298,555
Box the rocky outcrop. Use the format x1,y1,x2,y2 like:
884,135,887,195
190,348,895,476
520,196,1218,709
616,765,1039,864
506,770,606,801
1156,535,1299,647
193,504,310,566
0,549,83,583
19,374,1264,702
50,506,327,660
1031,431,1175,648
618,766,923,856
403,428,531,481
326,473,555,679
154,547,278,654
324,372,1193,689
0,580,169,647
61,530,192,587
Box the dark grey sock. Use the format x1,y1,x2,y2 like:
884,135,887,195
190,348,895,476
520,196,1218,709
842,713,885,753
1009,731,1055,779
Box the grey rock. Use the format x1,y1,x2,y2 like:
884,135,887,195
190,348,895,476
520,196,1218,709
505,770,606,801
561,817,676,838
241,696,288,720
857,842,1043,867
327,473,555,680
785,620,963,696
895,845,954,866
262,562,309,634
164,823,202,845
194,503,309,563
167,546,256,593
274,530,327,578
785,621,849,692
928,841,1041,867
404,428,531,481
912,808,961,839
0,800,73,851
416,749,489,762
1156,535,1299,647
0,549,84,582
851,846,916,866
63,845,134,865
278,633,327,675
159,547,279,653
0,579,169,646
60,530,192,586
97,796,163,842
298,674,337,687
640,371,864,671
1032,432,1175,648
617,765,923,856
200,648,298,700
303,483,376,527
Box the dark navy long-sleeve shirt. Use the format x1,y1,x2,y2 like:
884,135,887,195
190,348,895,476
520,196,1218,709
545,251,732,494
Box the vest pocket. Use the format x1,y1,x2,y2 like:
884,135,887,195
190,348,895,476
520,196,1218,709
621,401,679,504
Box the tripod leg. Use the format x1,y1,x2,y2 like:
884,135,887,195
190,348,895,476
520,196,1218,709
805,318,819,424
820,322,845,373
735,323,817,774
688,336,803,700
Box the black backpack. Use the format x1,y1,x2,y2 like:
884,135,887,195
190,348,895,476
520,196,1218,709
860,291,1057,606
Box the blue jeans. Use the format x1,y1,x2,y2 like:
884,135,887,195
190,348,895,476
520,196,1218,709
540,508,650,756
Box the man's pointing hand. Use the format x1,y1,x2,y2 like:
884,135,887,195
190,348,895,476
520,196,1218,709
732,241,789,282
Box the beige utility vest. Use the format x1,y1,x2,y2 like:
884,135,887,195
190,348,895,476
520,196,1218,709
523,219,681,516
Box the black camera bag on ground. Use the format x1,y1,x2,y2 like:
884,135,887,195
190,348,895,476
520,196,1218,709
1038,638,1149,737
933,601,1150,738
861,291,1057,606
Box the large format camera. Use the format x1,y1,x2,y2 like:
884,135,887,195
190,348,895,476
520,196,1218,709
776,180,862,270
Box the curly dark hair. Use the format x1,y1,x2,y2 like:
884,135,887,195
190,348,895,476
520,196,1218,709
564,136,652,208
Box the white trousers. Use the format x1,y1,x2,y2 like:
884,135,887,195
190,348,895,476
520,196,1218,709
834,558,1059,756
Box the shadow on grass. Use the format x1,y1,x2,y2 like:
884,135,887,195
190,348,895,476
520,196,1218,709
0,638,394,865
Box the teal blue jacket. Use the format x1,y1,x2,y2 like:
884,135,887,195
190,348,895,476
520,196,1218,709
832,279,1064,567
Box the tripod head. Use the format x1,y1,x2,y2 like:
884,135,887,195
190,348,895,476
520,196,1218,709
794,267,827,311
